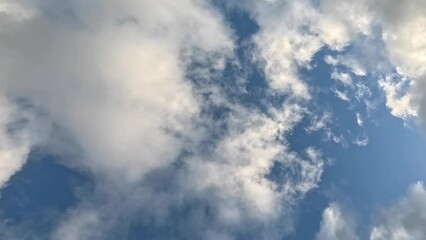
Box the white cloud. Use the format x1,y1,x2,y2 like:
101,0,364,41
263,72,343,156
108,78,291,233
180,103,324,237
378,75,416,120
0,0,235,237
334,89,351,102
377,5,426,78
317,183,426,240
356,113,363,127
0,97,50,189
353,0,426,127
47,102,324,239
323,130,347,147
3,0,426,239
353,136,369,147
324,55,339,66
314,183,426,240
53,210,100,240
411,75,426,129
331,70,353,86
238,0,362,99
0,0,32,24
324,55,367,77
355,83,372,101
0,0,233,184
0,1,328,239
313,0,426,126
239,0,426,131
316,203,359,240
0,99,31,188
306,112,332,133
342,58,367,77
370,182,426,240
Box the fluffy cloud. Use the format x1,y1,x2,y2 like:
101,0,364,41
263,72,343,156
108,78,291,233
316,203,358,240
336,0,426,127
0,97,50,188
378,74,416,119
331,70,353,86
369,0,426,121
370,182,426,240
2,0,425,239
316,182,426,240
317,183,426,240
0,99,31,188
0,0,326,239
0,0,232,237
180,103,324,237
0,0,234,184
373,0,426,78
225,0,364,99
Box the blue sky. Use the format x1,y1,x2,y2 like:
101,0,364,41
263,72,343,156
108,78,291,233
1,1,426,240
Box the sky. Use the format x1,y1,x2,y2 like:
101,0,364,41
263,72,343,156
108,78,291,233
0,0,426,239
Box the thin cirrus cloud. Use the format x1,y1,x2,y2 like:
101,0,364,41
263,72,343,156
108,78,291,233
0,0,425,239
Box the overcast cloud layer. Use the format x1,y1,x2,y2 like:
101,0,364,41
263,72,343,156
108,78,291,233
0,0,426,239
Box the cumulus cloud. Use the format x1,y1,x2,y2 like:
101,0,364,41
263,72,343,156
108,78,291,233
313,0,426,127
314,183,426,240
316,203,358,240
228,0,364,99
0,97,50,188
378,74,416,119
1,0,425,239
317,183,426,240
0,0,235,184
180,104,324,237
0,0,328,239
0,99,31,188
370,182,426,240
356,0,426,126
